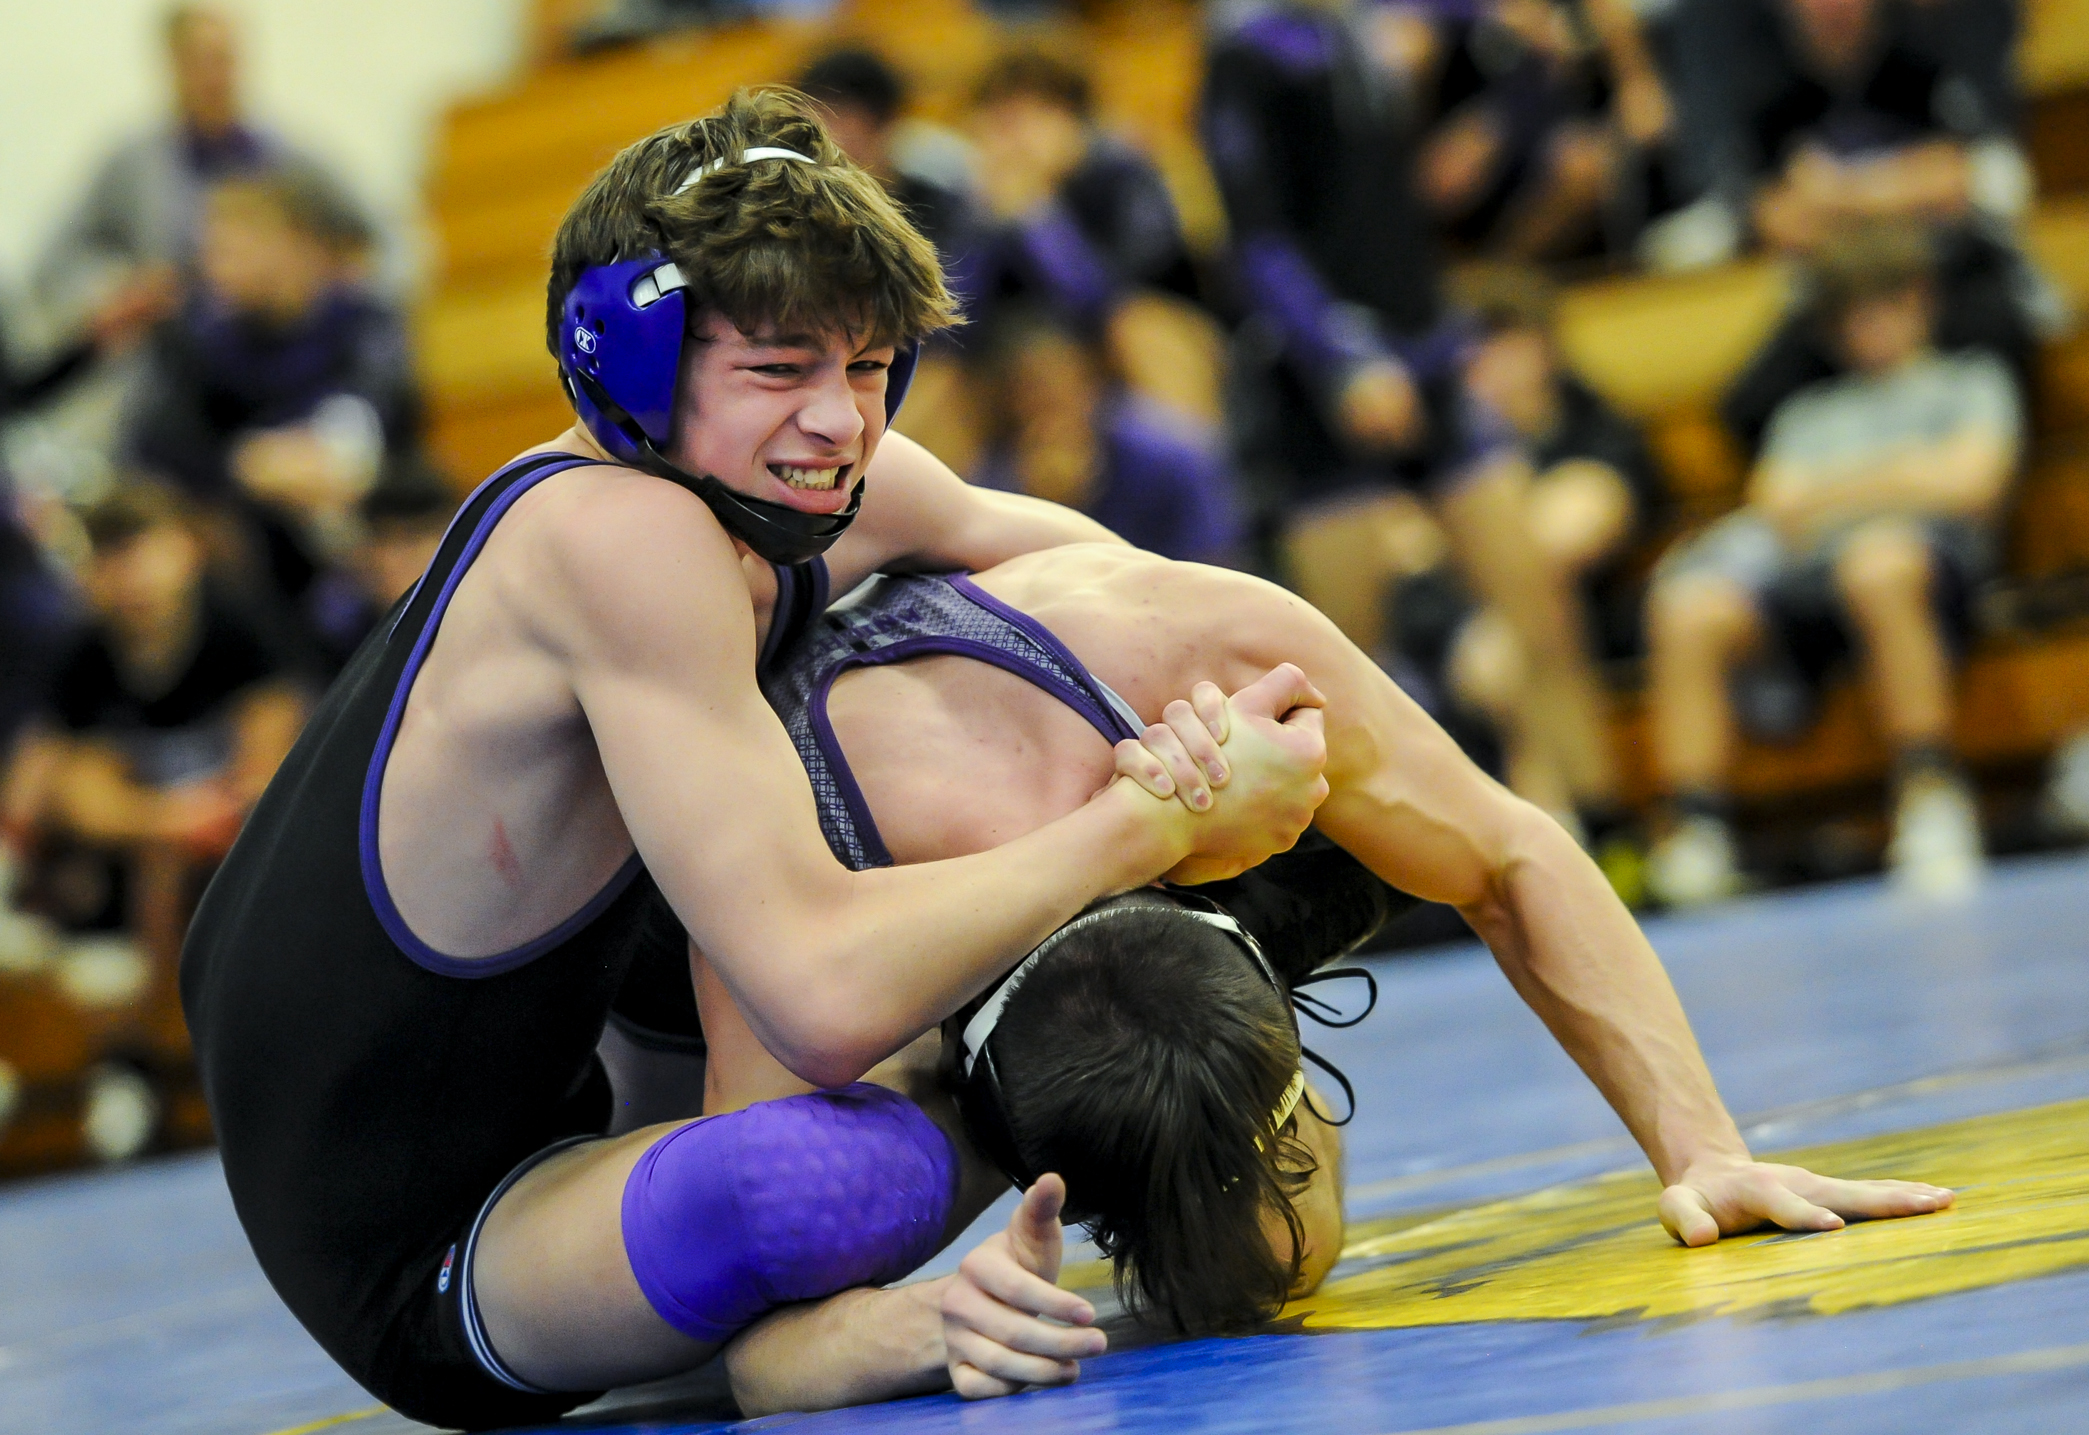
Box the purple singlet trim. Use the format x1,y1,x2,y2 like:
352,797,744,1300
359,452,645,979
805,577,1141,868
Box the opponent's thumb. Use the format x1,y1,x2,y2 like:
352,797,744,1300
1230,664,1326,724
1011,1174,1067,1283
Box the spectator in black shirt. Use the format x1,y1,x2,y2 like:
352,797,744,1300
1383,265,1664,860
1670,0,2042,453
39,482,303,866
1205,0,1624,847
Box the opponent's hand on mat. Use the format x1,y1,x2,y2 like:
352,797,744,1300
1658,1158,1955,1247
1113,664,1329,884
943,1174,1105,1400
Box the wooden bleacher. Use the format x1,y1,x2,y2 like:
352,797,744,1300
418,0,2089,818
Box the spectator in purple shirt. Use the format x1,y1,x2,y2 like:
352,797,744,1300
1204,0,1624,854
974,308,1242,566
125,168,419,642
29,5,372,393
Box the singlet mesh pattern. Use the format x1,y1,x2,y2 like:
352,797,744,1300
760,573,1141,869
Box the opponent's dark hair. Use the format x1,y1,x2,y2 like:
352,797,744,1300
984,901,1312,1335
797,47,907,127
545,87,959,359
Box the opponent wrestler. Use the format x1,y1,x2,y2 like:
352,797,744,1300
180,91,1327,1429
662,547,1954,1414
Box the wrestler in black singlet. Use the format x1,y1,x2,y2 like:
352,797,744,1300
180,451,827,1428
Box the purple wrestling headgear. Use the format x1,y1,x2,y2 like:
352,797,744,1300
556,148,921,566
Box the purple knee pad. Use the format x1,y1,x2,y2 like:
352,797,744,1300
620,1082,958,1343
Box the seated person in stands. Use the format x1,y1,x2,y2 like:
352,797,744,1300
572,549,1954,1417
1673,0,2042,454
300,462,455,677
28,482,302,893
1643,224,2022,906
795,47,986,471
972,306,1242,565
125,167,417,630
1202,0,1619,853
963,50,1222,426
1382,265,1665,862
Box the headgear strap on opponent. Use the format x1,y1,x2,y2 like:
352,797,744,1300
952,892,1376,1201
556,146,922,566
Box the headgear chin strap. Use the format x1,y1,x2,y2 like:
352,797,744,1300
555,146,923,567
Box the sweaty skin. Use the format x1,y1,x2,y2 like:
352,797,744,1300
701,543,1956,1413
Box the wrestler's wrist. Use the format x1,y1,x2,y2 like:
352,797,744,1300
1092,775,1195,878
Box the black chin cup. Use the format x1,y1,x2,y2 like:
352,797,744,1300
568,368,864,567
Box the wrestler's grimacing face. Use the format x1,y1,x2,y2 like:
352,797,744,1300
669,313,894,515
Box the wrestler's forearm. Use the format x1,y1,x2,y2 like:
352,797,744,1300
1460,811,1747,1183
724,1279,951,1417
717,778,1187,1087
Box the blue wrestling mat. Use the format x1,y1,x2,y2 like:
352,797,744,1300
7,852,2089,1435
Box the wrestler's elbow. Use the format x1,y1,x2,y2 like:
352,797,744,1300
758,996,896,1089
1461,791,1573,934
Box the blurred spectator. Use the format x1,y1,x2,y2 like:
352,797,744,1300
796,47,987,472
1643,224,2022,905
1667,0,2046,452
965,48,1200,330
973,307,1242,565
28,4,370,363
125,169,417,640
965,50,1225,429
796,47,974,262
1386,265,1664,849
300,464,455,678
1203,0,1624,844
19,483,301,931
1404,1,1623,261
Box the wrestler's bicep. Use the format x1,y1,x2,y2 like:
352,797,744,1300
1223,593,1519,908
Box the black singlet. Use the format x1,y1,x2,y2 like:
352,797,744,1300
180,451,826,1428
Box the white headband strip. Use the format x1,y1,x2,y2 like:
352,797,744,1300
673,146,818,195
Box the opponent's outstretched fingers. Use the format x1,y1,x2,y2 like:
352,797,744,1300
950,1360,1025,1401
941,1279,1104,1361
1779,1168,1955,1220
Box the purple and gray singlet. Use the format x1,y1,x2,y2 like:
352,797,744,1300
622,572,1148,1345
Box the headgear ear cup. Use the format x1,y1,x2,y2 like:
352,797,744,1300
555,251,921,566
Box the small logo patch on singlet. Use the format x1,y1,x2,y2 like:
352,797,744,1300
437,1244,456,1294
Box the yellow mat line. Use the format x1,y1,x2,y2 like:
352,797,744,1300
1379,1340,2089,1435
259,1405,389,1435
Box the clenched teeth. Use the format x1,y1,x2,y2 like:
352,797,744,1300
770,463,846,490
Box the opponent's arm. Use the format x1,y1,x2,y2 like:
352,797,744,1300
1195,575,1951,1242
825,430,1125,593
546,479,1324,1088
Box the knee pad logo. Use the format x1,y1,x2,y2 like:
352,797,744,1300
437,1243,456,1294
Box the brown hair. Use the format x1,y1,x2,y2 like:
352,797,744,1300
1811,221,1936,323
972,48,1094,120
545,87,959,358
81,480,192,554
209,165,372,256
